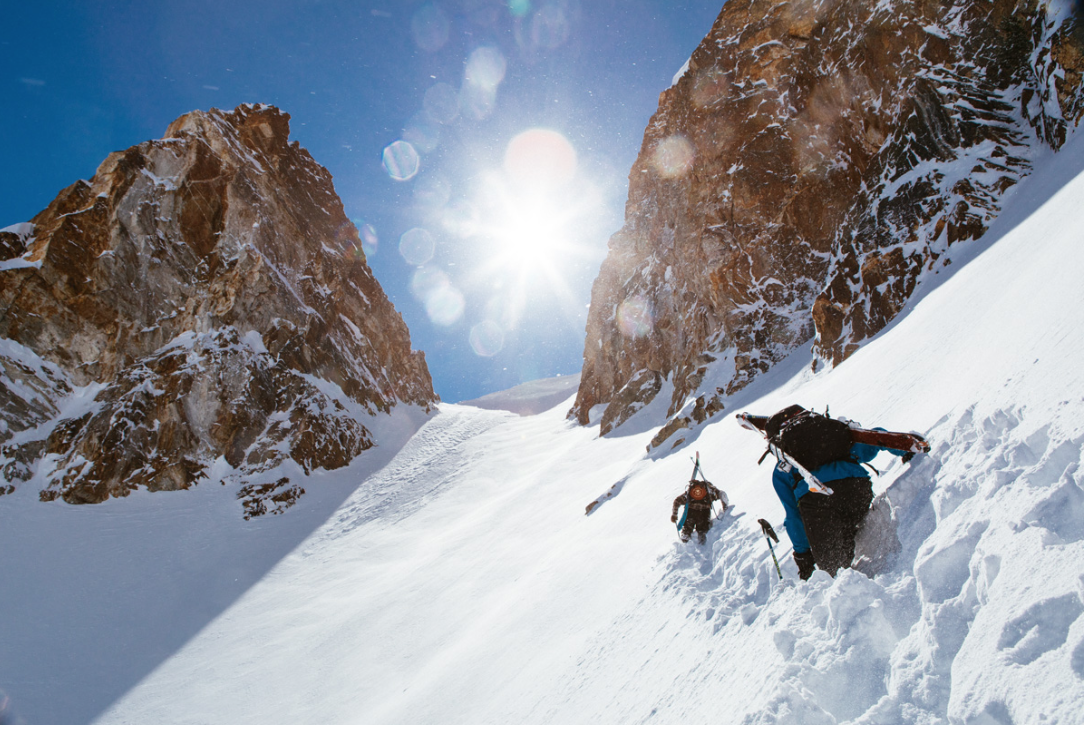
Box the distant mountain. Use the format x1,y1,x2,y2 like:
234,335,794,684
460,373,581,416
0,104,436,517
570,0,1084,442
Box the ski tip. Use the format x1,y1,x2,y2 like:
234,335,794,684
735,412,768,433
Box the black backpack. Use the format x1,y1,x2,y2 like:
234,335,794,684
764,405,854,472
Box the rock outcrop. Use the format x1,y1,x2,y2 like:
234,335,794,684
571,0,1084,439
0,104,436,516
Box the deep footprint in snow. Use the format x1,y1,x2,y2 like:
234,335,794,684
913,520,987,604
997,593,1084,665
1071,635,1084,679
1021,469,1084,542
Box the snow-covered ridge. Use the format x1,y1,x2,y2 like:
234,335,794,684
459,372,580,415
0,222,34,237
670,58,690,87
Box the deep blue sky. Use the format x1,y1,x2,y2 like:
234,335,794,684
3,0,723,403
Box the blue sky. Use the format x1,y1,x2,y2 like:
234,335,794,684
3,0,723,403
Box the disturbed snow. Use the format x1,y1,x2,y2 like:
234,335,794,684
3,134,1084,724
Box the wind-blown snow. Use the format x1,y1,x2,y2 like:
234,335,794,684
4,132,1084,724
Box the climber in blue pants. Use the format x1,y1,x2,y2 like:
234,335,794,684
767,410,911,579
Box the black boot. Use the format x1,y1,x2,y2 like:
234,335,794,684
793,550,816,580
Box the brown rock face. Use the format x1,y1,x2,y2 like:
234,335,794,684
571,0,1084,437
0,104,436,515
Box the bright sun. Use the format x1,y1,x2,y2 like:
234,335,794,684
475,128,585,281
436,126,610,356
486,187,569,271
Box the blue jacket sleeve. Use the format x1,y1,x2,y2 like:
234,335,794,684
772,465,810,554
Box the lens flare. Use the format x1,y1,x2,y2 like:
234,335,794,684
412,267,465,327
508,0,531,17
414,175,451,210
334,221,357,252
691,69,730,109
651,135,695,179
484,295,518,331
424,82,460,124
402,115,441,154
462,47,507,120
503,128,577,189
399,227,436,266
426,286,465,326
442,200,481,238
352,219,379,257
617,296,654,338
411,267,446,299
465,47,507,90
461,85,497,120
450,111,609,335
530,3,570,49
469,320,505,357
383,140,420,181
412,3,450,52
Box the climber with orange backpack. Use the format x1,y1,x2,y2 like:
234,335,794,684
670,470,728,544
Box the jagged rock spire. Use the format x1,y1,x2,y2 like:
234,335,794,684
571,0,1084,440
0,104,436,516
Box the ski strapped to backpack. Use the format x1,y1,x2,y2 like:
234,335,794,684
677,452,702,532
737,410,930,454
690,451,704,482
677,452,729,531
765,441,836,495
736,407,930,495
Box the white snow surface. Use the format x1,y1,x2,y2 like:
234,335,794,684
0,222,34,237
4,133,1084,723
0,222,40,271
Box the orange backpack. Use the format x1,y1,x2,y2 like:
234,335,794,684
689,482,708,501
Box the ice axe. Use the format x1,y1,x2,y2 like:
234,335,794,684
758,518,783,580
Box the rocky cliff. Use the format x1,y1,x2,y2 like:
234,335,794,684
571,0,1084,441
0,104,436,517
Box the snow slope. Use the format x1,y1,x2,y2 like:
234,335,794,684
4,129,1084,725
0,405,435,724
